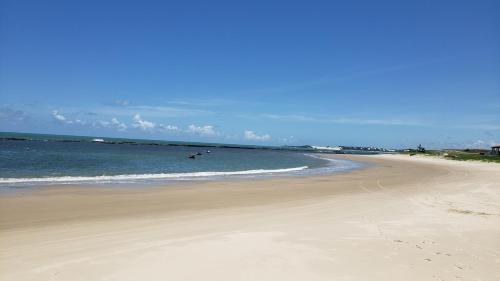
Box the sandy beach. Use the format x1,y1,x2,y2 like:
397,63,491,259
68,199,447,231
1,154,499,281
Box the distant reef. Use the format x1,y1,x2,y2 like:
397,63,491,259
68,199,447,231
0,132,380,154
0,134,274,151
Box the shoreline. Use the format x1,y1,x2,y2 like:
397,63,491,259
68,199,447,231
0,153,363,190
1,154,499,280
0,154,374,230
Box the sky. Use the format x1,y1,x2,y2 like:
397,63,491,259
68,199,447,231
1,0,499,148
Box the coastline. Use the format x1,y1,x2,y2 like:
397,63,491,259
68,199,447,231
1,137,360,187
1,154,499,280
0,154,360,187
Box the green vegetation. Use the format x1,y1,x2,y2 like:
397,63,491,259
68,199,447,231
401,148,500,163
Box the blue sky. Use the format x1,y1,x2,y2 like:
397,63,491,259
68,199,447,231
1,0,499,148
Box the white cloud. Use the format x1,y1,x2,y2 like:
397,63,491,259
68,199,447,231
331,117,423,126
187,125,218,136
111,117,127,131
158,124,180,132
164,98,251,107
96,120,110,127
261,114,318,122
452,124,500,131
132,114,155,131
114,99,130,106
93,118,127,131
100,105,212,118
259,113,424,127
260,113,500,133
51,110,73,124
464,139,498,149
281,136,296,144
52,110,86,125
244,130,271,141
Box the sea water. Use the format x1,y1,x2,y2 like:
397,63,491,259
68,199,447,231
0,134,360,187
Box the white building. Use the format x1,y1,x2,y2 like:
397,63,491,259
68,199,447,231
311,146,342,151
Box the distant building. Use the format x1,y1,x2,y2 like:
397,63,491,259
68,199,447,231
492,145,500,156
311,146,342,151
92,138,105,143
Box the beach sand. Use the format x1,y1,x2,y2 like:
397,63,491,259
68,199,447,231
1,154,499,281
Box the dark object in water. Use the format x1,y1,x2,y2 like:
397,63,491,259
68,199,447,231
188,154,196,159
196,152,202,156
0,137,28,141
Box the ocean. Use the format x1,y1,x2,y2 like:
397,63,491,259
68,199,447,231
0,132,361,187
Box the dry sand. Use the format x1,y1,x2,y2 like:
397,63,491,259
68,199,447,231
0,154,499,281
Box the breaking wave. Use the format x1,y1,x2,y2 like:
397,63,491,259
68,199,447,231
0,166,309,185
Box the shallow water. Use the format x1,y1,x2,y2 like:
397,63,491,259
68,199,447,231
0,139,360,187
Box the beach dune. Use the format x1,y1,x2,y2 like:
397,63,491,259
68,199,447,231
1,154,499,281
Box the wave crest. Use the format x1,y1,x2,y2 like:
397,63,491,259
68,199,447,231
0,166,309,184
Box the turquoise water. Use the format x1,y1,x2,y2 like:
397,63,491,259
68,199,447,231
0,133,360,187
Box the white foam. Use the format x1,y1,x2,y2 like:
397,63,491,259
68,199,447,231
303,154,363,174
0,166,309,184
